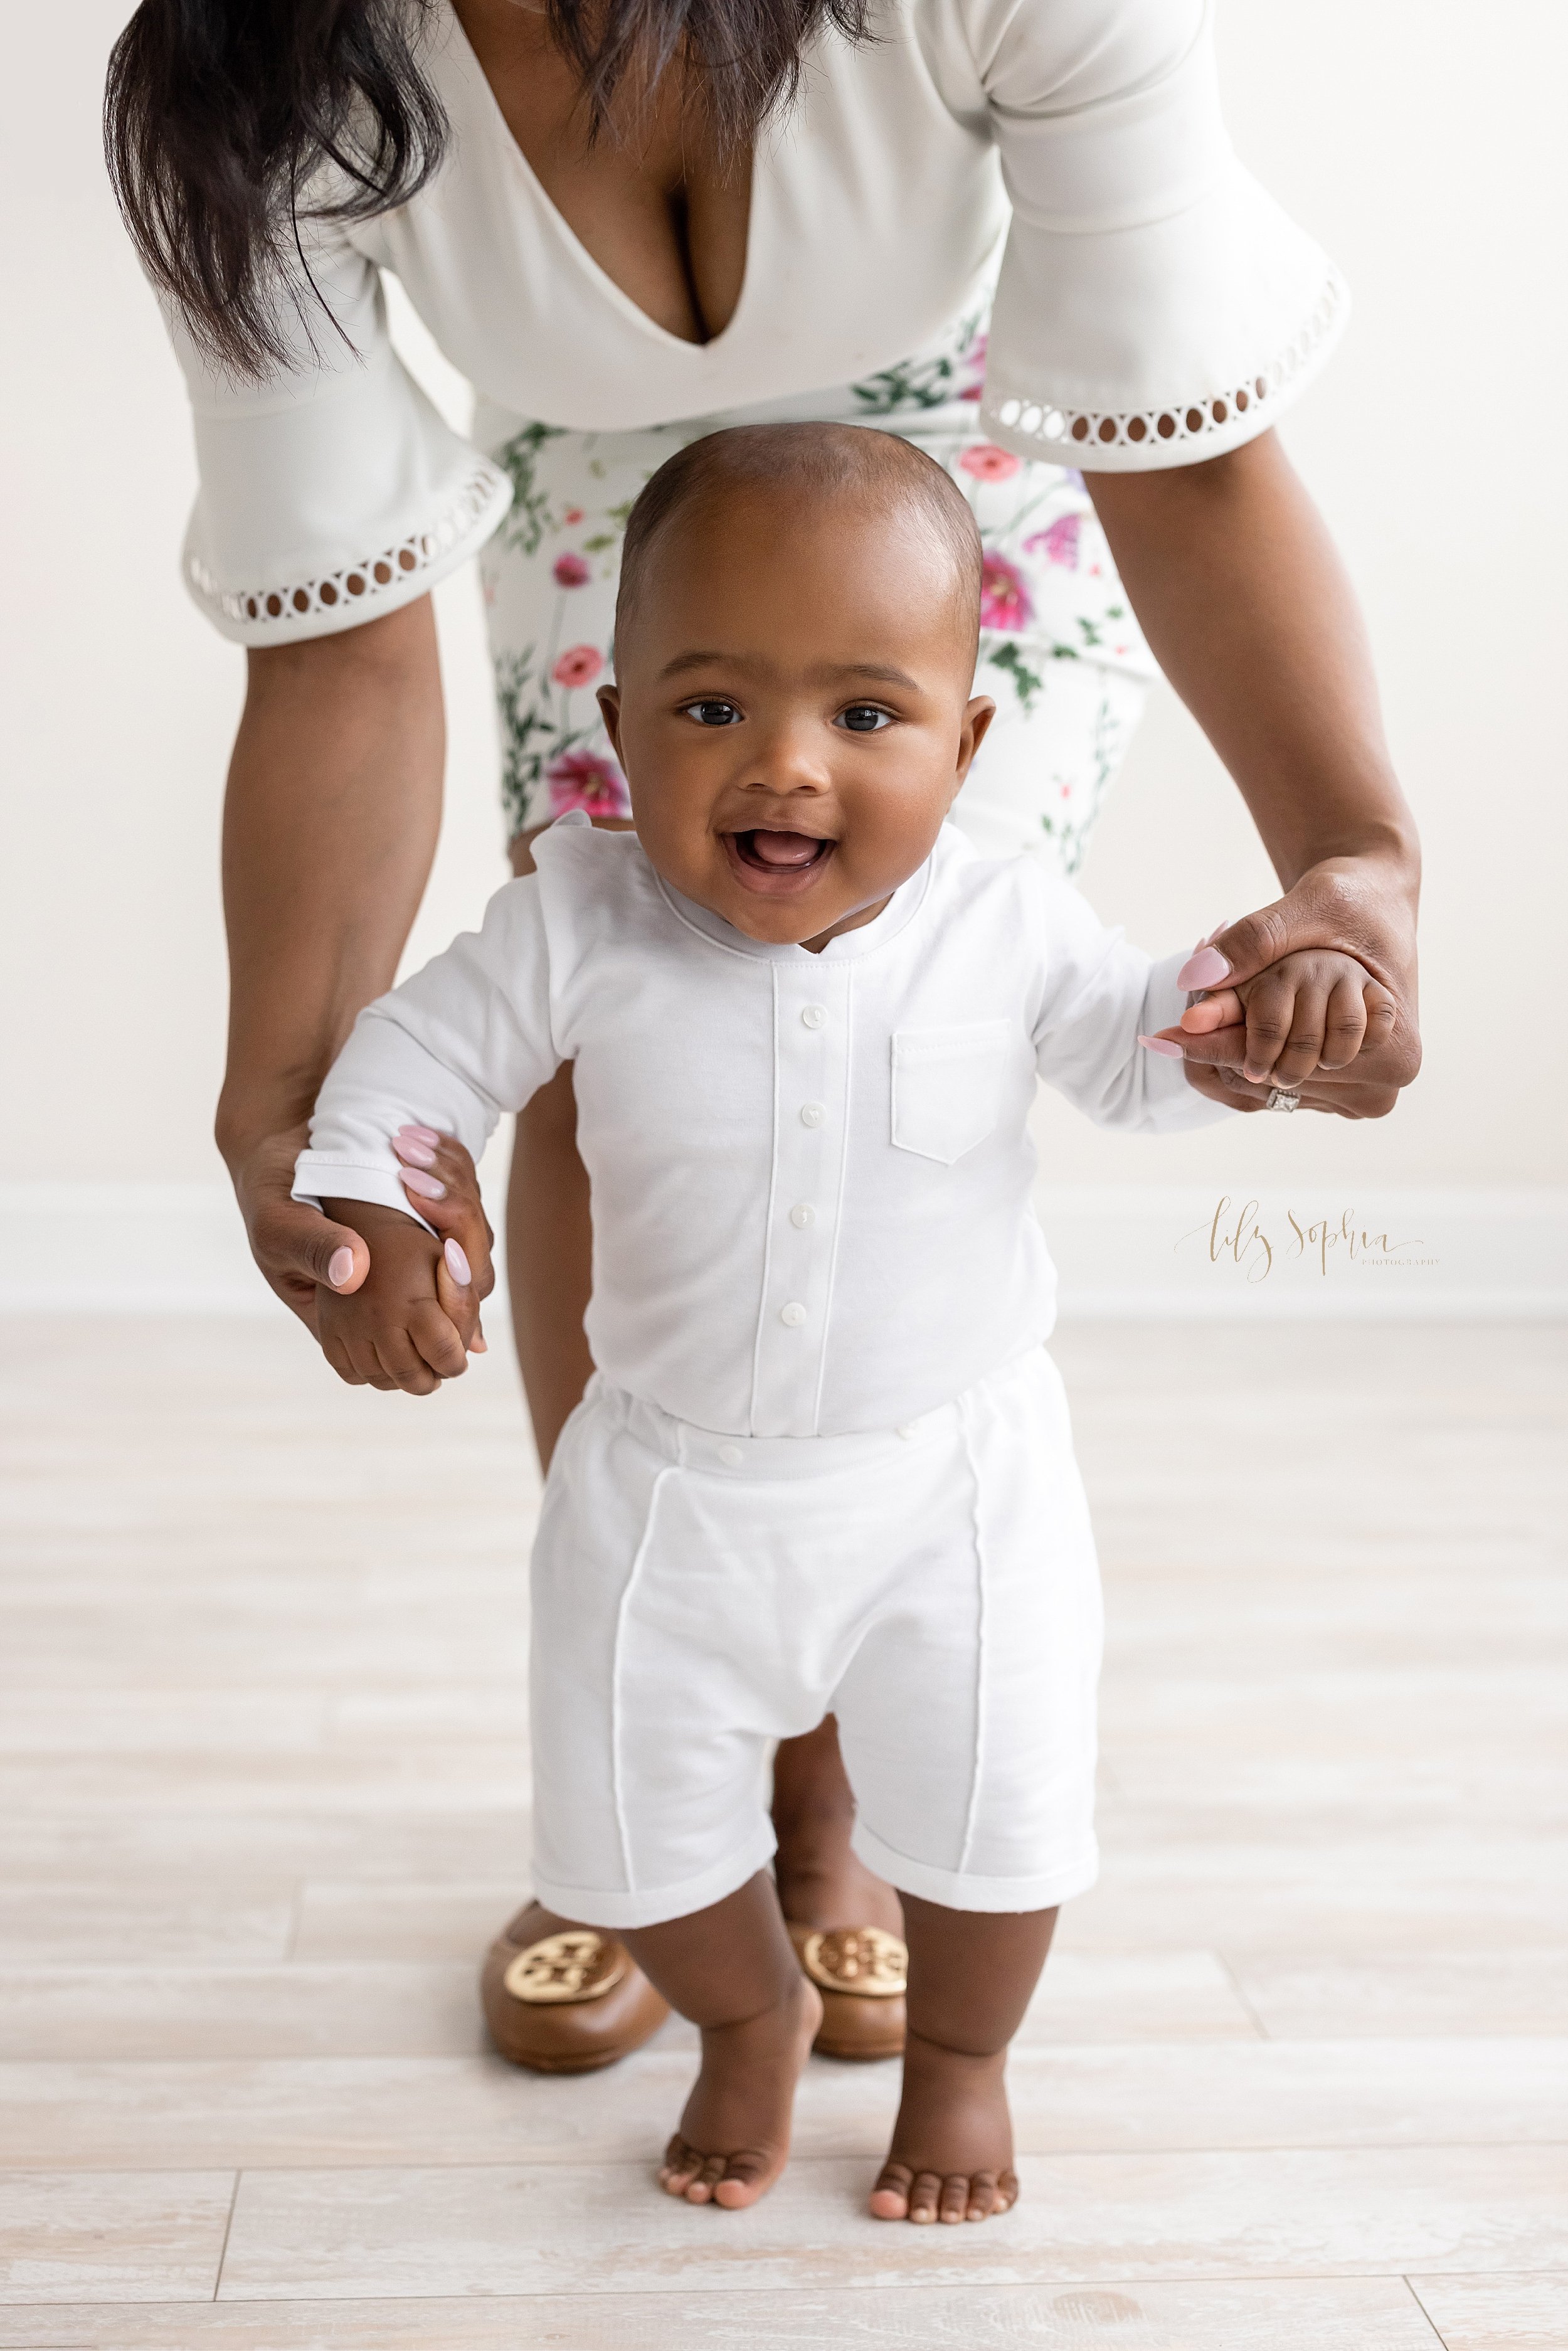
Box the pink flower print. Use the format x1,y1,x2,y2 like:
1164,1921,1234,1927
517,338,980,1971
552,644,604,689
545,749,630,820
563,506,585,525
979,551,1034,633
1024,514,1081,570
959,443,1022,484
553,552,591,588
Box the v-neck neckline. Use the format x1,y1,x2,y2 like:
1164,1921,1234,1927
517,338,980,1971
444,3,763,359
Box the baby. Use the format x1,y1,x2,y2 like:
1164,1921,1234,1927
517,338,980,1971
295,425,1387,2224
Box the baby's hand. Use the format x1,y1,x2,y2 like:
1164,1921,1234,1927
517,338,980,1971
1154,948,1397,1098
316,1200,473,1394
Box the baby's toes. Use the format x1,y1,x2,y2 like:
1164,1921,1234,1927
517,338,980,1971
938,2173,973,2224
963,2168,999,2220
906,2169,946,2224
869,2161,913,2221
684,2152,729,2205
712,2149,773,2210
658,2134,702,2197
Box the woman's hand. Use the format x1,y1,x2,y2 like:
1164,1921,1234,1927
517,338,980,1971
388,1127,495,1353
229,1124,494,1348
1166,856,1420,1115
1088,437,1422,1120
216,598,451,1335
316,1196,482,1393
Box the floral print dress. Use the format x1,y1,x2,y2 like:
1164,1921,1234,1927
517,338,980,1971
475,302,1156,876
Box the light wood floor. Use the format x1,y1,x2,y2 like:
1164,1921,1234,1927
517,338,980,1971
1,1317,1564,2348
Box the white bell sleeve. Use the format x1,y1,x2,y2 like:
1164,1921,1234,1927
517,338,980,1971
1027,867,1231,1131
293,871,561,1224
971,0,1348,469
165,218,511,644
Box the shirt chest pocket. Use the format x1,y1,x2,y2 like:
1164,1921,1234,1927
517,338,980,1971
889,1021,1014,1165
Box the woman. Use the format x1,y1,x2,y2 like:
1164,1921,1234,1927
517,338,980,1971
107,0,1419,2080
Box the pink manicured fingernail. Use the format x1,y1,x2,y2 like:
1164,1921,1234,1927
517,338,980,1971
443,1238,472,1286
396,1124,440,1145
1177,946,1231,990
326,1247,355,1288
399,1167,446,1199
1139,1034,1185,1059
395,1138,437,1167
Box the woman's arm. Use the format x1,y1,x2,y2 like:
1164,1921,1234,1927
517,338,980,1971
1088,430,1421,1115
216,596,492,1325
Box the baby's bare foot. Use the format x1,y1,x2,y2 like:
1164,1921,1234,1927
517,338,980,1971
657,1977,822,2210
869,2030,1019,2223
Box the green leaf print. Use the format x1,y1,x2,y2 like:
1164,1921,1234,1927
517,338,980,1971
494,647,556,833
1038,694,1122,878
494,423,567,560
850,307,988,416
988,642,1047,713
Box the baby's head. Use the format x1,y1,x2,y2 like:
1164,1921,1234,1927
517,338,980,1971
598,423,993,949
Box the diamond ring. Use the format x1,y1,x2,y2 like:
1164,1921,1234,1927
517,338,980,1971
1265,1086,1303,1113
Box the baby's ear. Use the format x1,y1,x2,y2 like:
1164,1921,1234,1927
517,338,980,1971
596,684,623,761
955,696,996,792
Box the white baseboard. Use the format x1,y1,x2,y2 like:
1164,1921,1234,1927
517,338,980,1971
1,1185,292,1317
3,1183,1564,1320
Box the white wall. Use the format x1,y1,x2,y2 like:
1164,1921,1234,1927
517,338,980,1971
1041,0,1568,1194
3,3,1564,1310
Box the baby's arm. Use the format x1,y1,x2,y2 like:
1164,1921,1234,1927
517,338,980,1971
1148,946,1397,1099
295,874,563,1393
1027,867,1235,1133
315,1196,465,1394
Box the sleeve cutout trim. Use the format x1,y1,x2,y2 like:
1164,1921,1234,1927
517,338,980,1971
982,272,1344,467
186,461,510,635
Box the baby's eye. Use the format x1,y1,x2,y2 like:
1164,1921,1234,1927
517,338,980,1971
684,699,743,727
838,704,893,734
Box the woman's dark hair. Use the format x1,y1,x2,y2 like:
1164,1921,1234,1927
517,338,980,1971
105,0,872,379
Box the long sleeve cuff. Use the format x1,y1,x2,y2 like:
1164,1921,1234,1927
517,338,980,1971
292,1153,437,1236
1137,949,1237,1128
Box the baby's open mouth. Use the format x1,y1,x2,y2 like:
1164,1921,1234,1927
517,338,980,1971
729,829,834,874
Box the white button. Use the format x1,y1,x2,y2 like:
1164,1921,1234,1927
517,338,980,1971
801,1004,827,1029
780,1302,808,1328
896,1423,917,1440
800,1103,825,1127
789,1203,815,1229
718,1443,743,1467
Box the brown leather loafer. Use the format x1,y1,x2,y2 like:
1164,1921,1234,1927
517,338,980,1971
480,1903,669,2073
788,1922,908,2061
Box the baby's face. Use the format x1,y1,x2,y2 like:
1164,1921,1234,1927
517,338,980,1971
599,491,992,950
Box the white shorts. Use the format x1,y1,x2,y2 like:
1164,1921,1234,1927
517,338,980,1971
528,1348,1103,1929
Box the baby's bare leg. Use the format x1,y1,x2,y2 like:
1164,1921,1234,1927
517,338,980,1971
622,1873,822,2210
871,1896,1057,2224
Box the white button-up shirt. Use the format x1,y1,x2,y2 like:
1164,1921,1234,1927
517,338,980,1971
295,817,1224,1437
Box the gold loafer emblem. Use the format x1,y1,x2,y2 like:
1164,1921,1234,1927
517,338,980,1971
502,1930,628,2005
797,1926,908,1998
